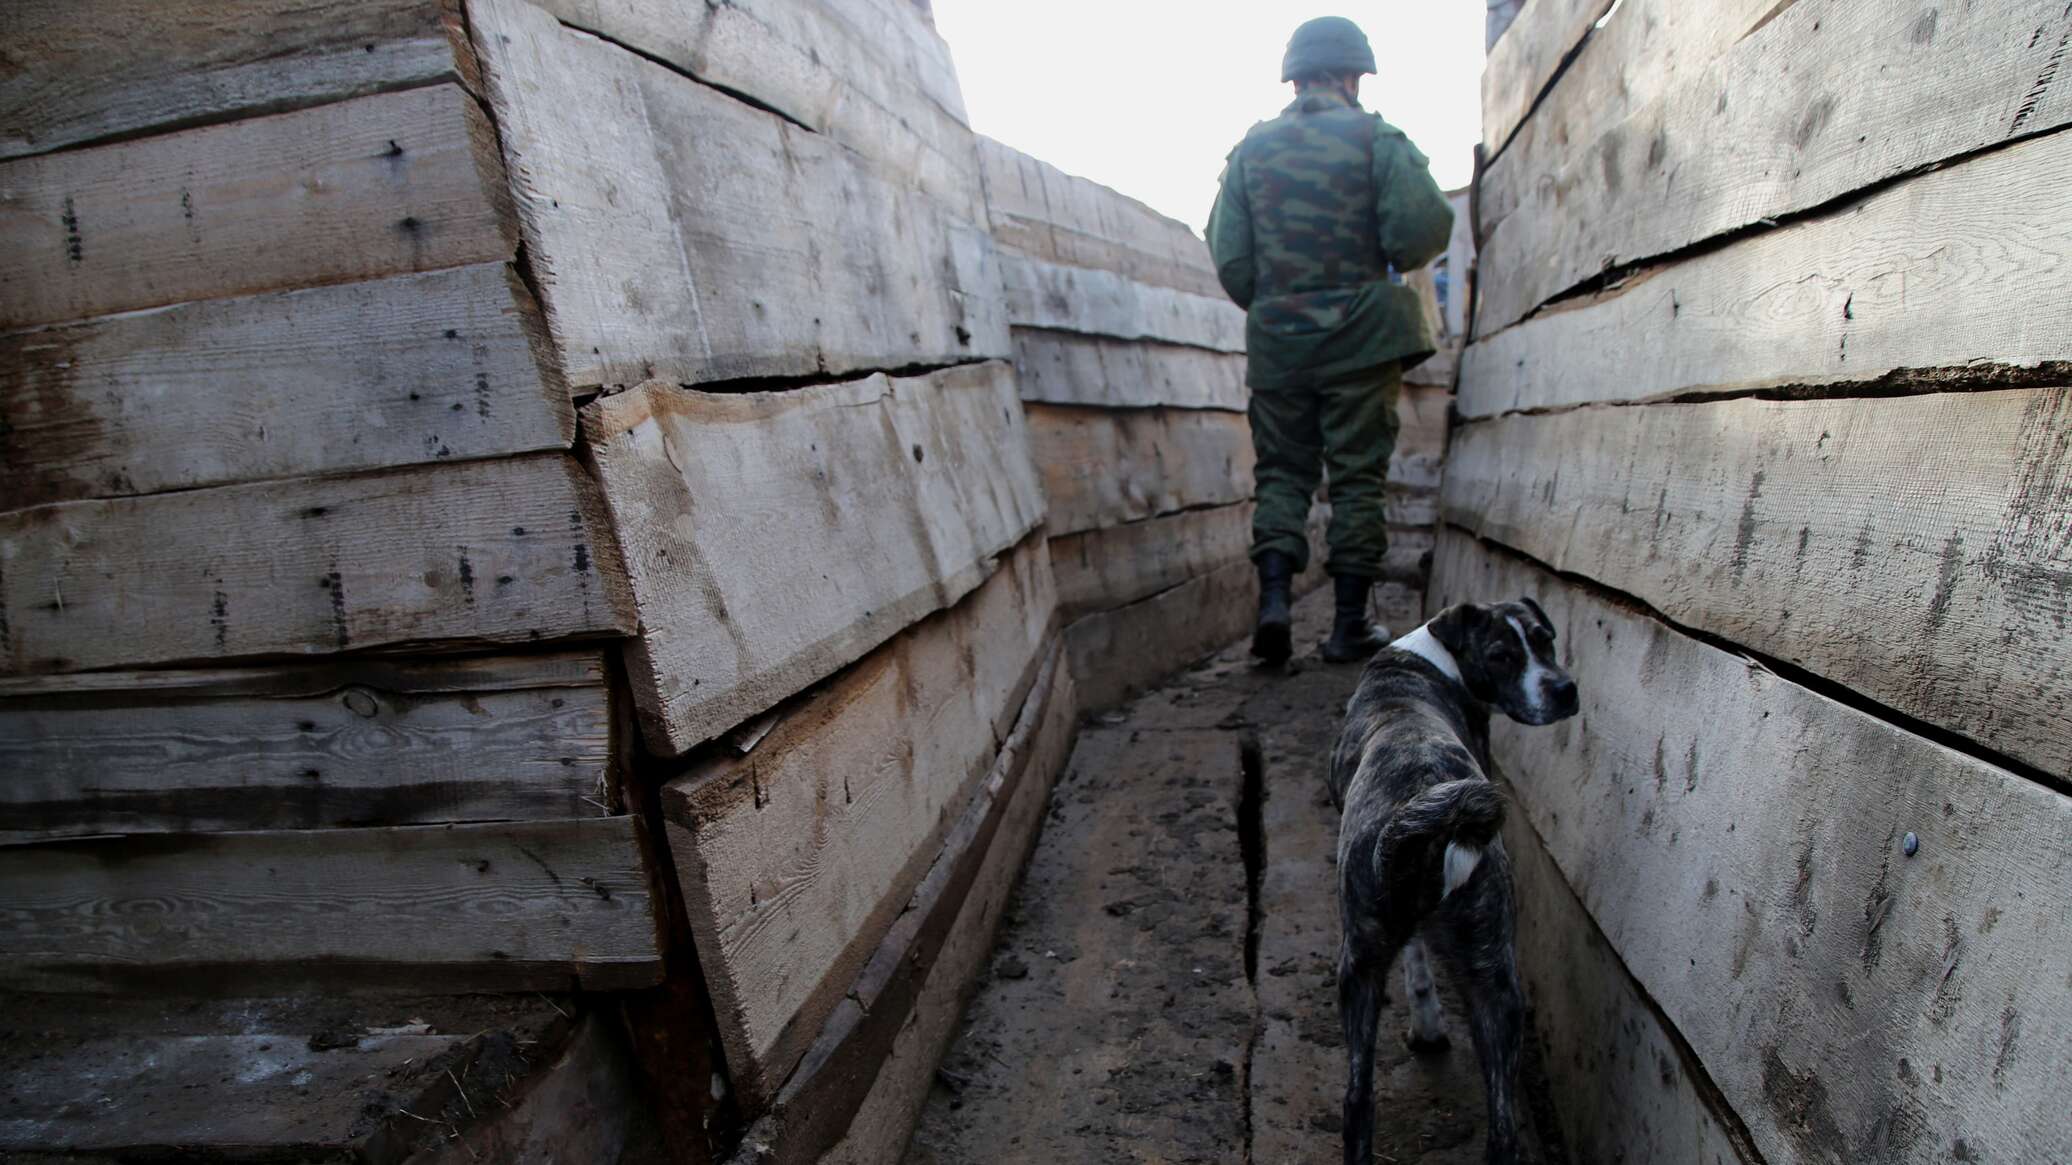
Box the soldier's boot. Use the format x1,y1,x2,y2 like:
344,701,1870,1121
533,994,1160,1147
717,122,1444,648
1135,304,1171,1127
1322,574,1390,663
1251,551,1297,664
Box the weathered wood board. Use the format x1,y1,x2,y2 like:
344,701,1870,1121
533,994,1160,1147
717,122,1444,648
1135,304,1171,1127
0,84,514,331
0,817,663,993
1393,380,1452,491
1479,0,1614,159
1461,129,2072,417
466,0,1006,390
1477,0,1778,240
0,651,613,840
660,537,1055,1102
1001,255,1246,354
1502,808,1756,1165
1444,388,2072,776
979,137,1222,298
0,453,635,675
1050,505,1432,619
1475,0,2072,336
1024,403,1255,536
1430,531,2072,1165
1049,504,1251,617
532,0,981,217
0,992,576,1160
2,263,569,508
1067,558,1253,714
721,641,1075,1164
584,363,1044,756
0,0,471,161
1012,329,1248,412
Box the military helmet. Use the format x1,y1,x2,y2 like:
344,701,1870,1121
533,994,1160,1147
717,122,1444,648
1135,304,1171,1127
1281,16,1377,82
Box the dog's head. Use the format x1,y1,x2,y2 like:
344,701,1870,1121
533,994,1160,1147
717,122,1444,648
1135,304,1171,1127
1428,597,1579,725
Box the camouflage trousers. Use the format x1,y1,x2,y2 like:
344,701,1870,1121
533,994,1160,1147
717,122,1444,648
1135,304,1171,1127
1246,362,1400,578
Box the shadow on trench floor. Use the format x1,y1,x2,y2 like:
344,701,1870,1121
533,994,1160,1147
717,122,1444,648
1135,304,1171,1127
906,587,1569,1165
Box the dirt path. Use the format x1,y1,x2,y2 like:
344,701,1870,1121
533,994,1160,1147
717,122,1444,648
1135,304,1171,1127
908,589,1567,1163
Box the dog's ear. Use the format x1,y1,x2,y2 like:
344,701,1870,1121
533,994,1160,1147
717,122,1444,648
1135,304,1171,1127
1428,603,1480,654
1520,596,1554,637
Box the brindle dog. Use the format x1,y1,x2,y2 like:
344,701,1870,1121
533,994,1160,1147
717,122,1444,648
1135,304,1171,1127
1329,598,1579,1165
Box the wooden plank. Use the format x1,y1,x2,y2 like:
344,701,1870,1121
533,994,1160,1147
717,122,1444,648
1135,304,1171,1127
0,993,572,1161
584,363,1044,756
1,263,569,508
1024,403,1255,536
1067,558,1253,713
1477,0,1777,242
1049,504,1432,619
533,0,981,218
0,84,514,331
660,537,1055,1103
0,452,636,675
0,816,664,992
720,640,1075,1164
1480,0,1611,157
1461,129,2072,417
0,650,614,840
1475,0,2072,336
1000,254,1246,354
466,0,1006,391
978,137,1222,298
1444,387,2072,776
1050,504,1251,617
1502,807,1756,1165
0,0,470,161
1011,329,1248,412
1429,530,2072,1165
418,1015,640,1165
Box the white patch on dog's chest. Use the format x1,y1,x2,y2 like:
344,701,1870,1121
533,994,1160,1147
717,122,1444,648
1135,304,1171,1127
1391,624,1462,684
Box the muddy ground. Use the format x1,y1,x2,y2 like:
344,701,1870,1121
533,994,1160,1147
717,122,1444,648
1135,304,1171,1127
908,588,1568,1164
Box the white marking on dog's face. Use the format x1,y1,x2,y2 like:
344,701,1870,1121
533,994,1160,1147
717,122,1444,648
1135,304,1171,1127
1391,623,1463,685
1508,614,1567,722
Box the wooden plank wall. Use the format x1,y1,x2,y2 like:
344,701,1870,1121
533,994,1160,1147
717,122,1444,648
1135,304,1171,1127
4,1,1078,1158
1445,5,2072,1160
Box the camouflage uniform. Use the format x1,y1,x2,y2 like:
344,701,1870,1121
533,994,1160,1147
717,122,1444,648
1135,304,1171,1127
1206,89,1454,577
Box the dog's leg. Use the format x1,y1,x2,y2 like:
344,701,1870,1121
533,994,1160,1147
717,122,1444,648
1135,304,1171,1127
1338,939,1386,1165
1433,872,1526,1165
1401,935,1450,1052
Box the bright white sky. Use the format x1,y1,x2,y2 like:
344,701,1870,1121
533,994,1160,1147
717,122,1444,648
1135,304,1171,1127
931,2,1485,233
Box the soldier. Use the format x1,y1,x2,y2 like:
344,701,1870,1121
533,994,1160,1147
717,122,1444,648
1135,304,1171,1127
1207,15,1454,665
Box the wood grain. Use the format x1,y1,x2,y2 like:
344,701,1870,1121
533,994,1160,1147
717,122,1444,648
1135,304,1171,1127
0,453,635,675
1479,0,1614,159
1024,404,1255,536
1444,388,2072,776
662,538,1054,1102
1502,806,1756,1165
1066,558,1254,714
1049,504,1251,618
0,817,663,993
722,640,1075,1163
1429,530,2072,1165
466,0,1006,390
584,363,1044,756
0,650,614,840
2,263,569,508
0,0,470,161
1477,0,1777,242
1000,255,1246,354
1011,329,1248,413
979,137,1222,298
0,84,514,330
1475,0,2072,336
533,0,981,217
1461,129,2072,417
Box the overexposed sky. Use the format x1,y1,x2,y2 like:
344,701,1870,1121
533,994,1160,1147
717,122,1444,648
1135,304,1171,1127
932,2,1485,233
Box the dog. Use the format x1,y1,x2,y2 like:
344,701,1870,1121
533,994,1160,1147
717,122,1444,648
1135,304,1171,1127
1329,597,1579,1165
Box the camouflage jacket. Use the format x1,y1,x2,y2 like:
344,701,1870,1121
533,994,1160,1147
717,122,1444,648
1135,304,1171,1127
1206,90,1454,389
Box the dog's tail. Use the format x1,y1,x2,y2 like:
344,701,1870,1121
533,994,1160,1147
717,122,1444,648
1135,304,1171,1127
1374,779,1506,919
